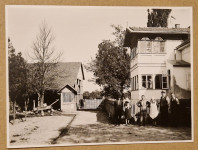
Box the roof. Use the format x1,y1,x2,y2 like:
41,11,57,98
176,39,190,50
128,27,190,34
58,84,77,94
29,62,85,91
49,62,85,90
167,60,190,67
124,27,190,48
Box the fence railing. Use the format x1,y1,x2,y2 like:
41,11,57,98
79,99,104,110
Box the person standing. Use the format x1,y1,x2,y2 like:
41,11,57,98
137,95,147,126
149,97,159,126
170,93,180,127
159,91,170,126
114,98,123,125
124,101,131,126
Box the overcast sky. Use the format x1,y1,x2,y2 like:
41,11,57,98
6,6,192,92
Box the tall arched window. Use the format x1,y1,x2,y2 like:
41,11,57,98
153,37,165,53
139,37,151,53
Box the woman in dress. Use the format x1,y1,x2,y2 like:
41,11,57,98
149,97,159,126
124,101,131,126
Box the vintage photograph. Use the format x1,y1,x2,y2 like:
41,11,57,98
6,6,193,148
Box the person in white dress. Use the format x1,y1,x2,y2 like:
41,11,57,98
149,97,159,126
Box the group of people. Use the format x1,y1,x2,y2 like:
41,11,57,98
137,91,180,127
114,90,180,127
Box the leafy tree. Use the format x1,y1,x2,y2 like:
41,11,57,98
83,90,103,99
29,22,62,115
90,90,103,99
87,25,130,100
83,91,90,99
8,38,29,123
147,9,172,27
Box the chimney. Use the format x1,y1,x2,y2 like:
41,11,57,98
175,24,180,28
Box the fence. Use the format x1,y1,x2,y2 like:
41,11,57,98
79,99,104,110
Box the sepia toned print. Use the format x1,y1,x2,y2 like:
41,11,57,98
6,6,193,148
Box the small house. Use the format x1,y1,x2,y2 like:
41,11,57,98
46,62,85,113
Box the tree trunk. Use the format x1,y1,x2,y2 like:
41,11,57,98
13,100,16,124
37,93,41,107
40,92,44,116
24,98,29,121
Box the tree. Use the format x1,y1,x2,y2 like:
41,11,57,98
87,25,130,100
83,91,90,99
29,22,61,115
83,90,102,99
8,38,29,123
147,9,172,27
90,90,103,99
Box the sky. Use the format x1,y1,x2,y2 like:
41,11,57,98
6,6,192,92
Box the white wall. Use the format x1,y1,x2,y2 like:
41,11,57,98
165,40,183,60
60,87,76,112
131,89,163,100
176,50,182,60
173,67,191,90
131,65,166,100
182,46,191,63
77,65,84,80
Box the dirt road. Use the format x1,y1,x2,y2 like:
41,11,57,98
54,110,192,144
9,110,192,147
9,114,75,147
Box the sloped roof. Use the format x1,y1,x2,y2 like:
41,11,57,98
28,62,85,91
176,39,190,50
49,62,84,90
128,27,190,34
124,27,190,48
58,84,77,94
167,60,190,67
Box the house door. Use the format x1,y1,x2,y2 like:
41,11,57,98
61,92,76,112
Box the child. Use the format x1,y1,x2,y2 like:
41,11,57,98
124,101,131,126
149,97,159,126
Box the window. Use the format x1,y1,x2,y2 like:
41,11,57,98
160,41,165,52
131,47,137,59
155,74,169,89
153,37,165,53
139,37,150,53
147,75,153,89
62,92,73,102
131,75,138,91
155,74,162,89
162,75,168,89
131,77,134,91
142,75,146,89
141,75,153,89
146,41,152,53
136,75,138,90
